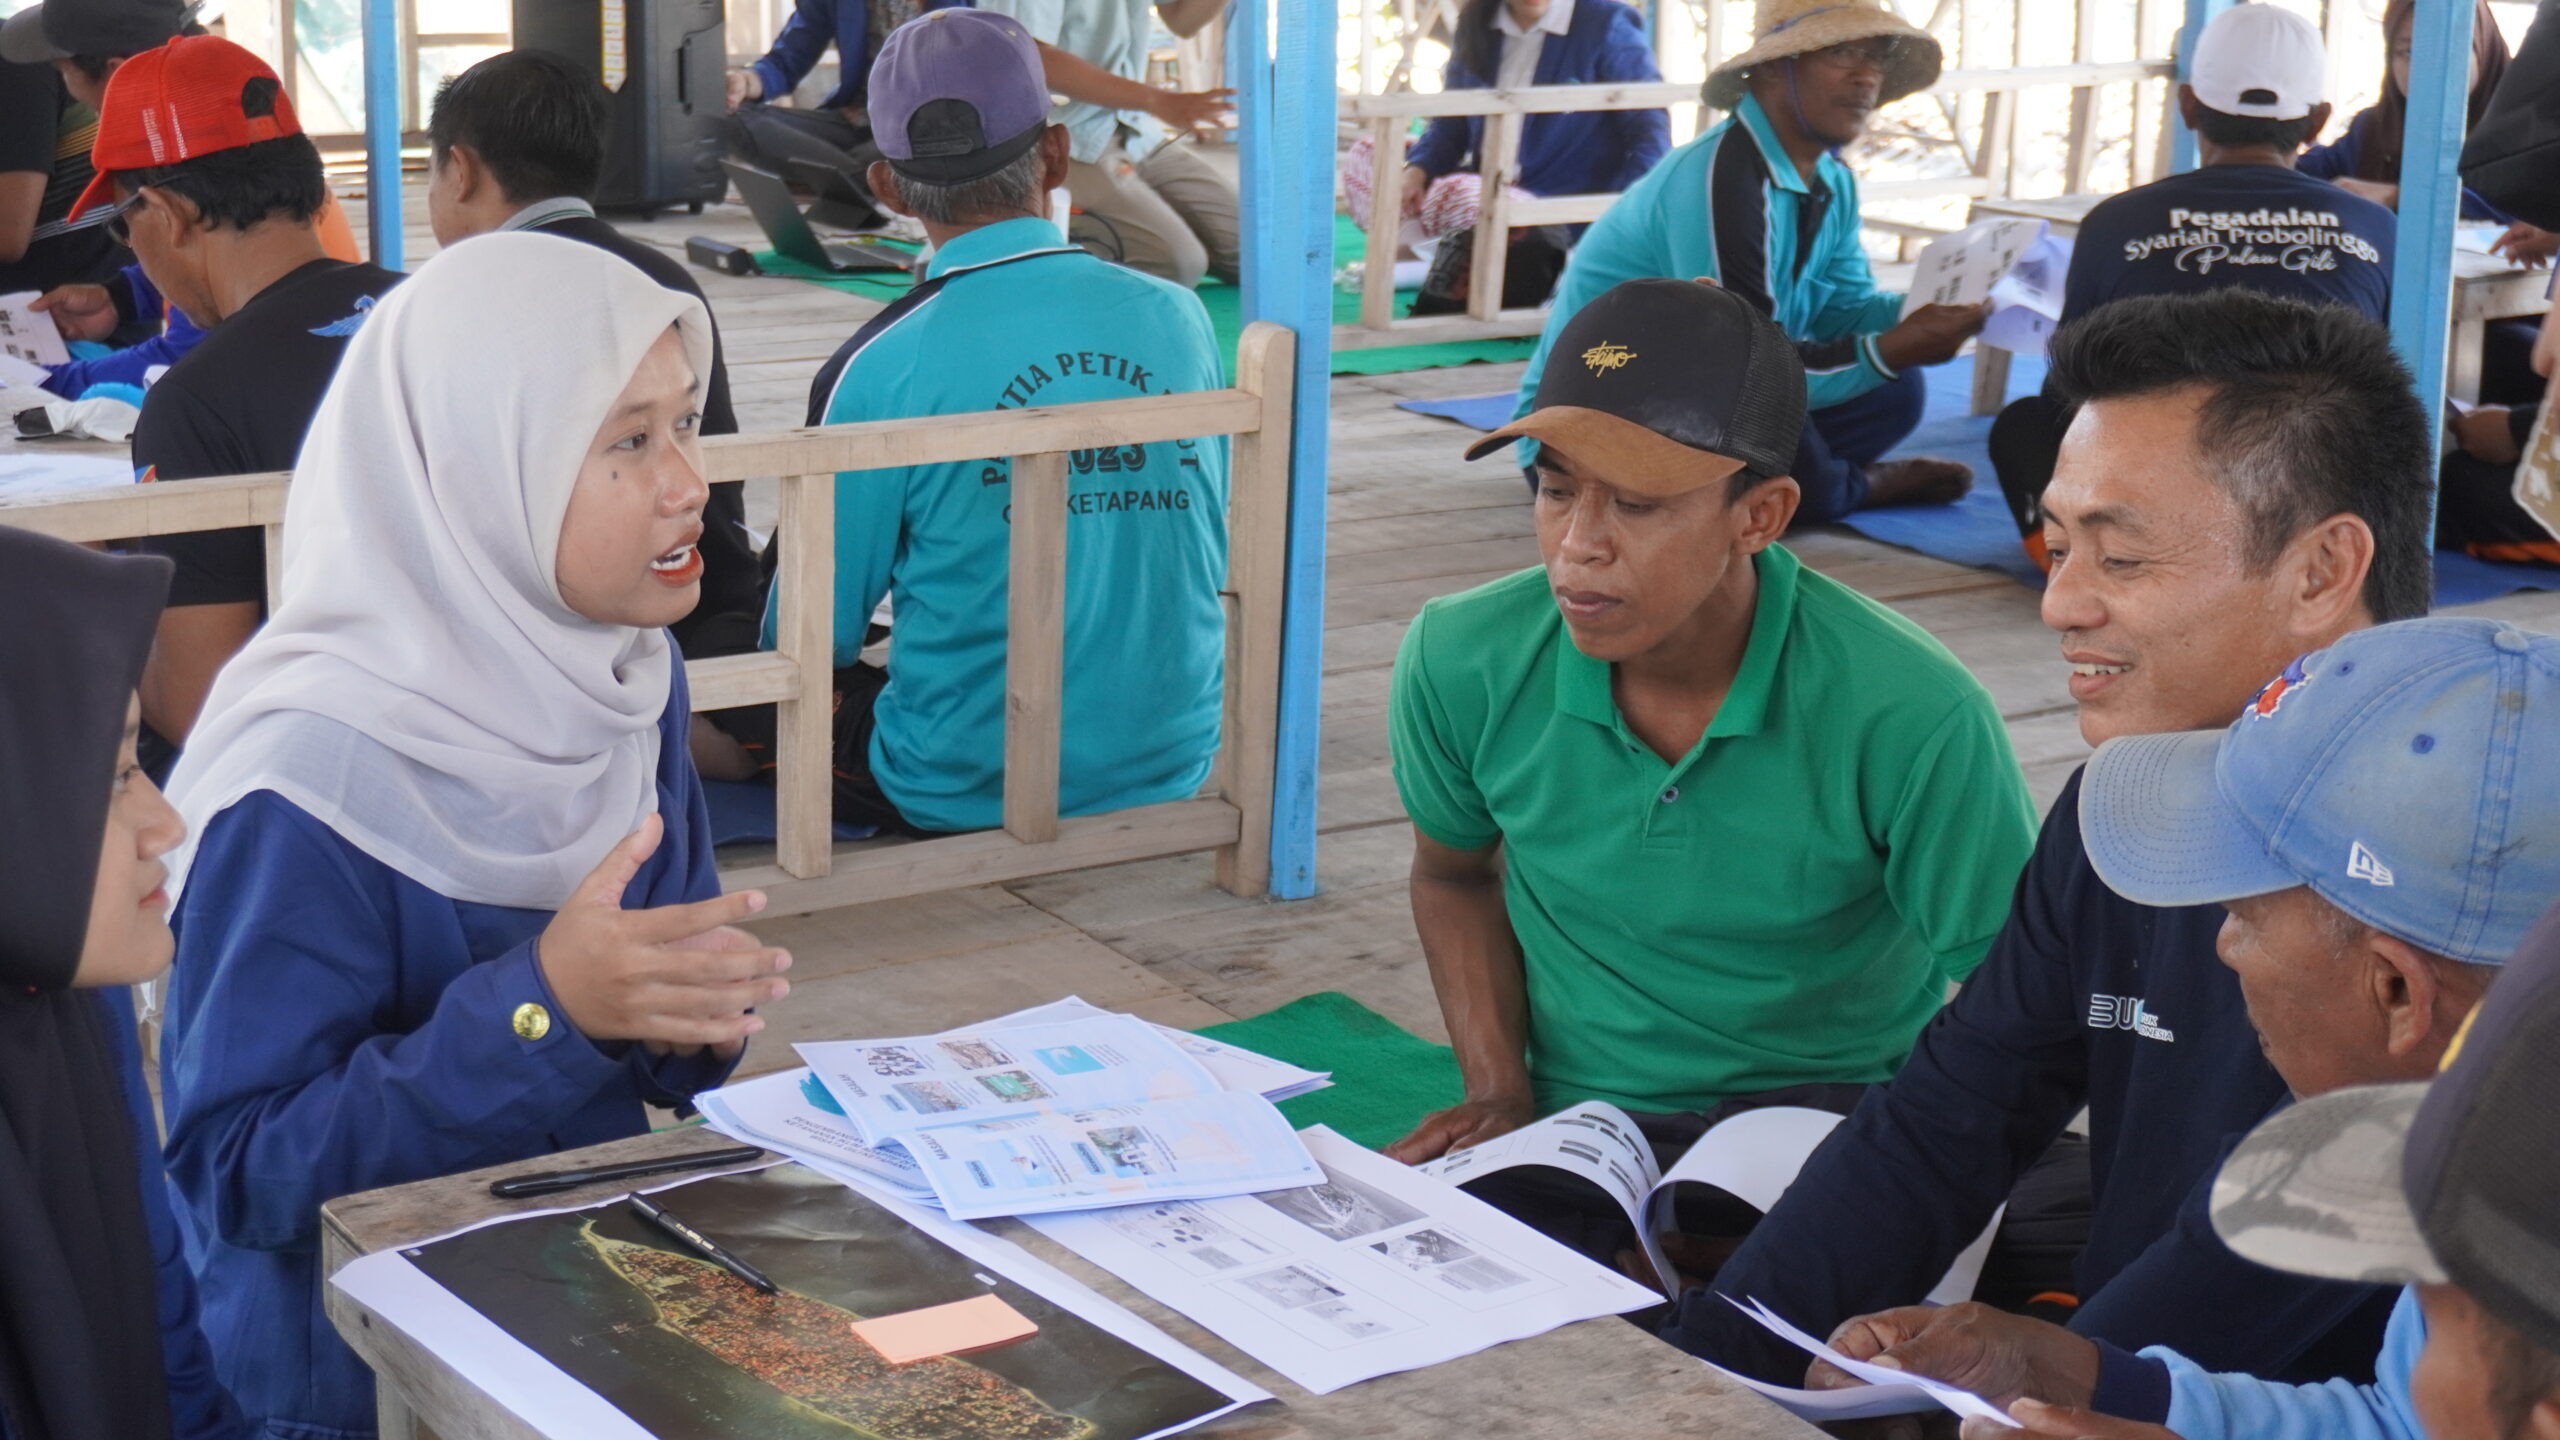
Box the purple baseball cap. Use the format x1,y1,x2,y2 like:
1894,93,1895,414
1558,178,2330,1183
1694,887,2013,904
868,9,1052,184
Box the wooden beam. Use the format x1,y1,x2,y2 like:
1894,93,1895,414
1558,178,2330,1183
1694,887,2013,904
1466,110,1521,322
1333,62,2173,120
684,652,803,711
1362,116,1404,331
0,468,289,542
1002,452,1068,845
1214,323,1295,896
699,390,1263,481
720,798,1245,918
770,472,837,880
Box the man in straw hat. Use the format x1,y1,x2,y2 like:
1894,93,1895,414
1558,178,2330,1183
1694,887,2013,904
1798,616,2560,1440
1384,279,2034,1265
1511,0,1987,525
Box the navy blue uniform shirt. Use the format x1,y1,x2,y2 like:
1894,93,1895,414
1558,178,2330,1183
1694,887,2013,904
1673,768,2396,1388
160,669,734,1440
2062,163,2396,324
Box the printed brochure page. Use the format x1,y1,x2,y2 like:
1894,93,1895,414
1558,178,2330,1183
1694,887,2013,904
696,1068,935,1201
899,1094,1326,1220
1029,1126,1662,1394
798,1016,1223,1144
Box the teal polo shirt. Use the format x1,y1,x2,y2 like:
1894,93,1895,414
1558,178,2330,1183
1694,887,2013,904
1517,93,1906,424
1388,546,2037,1115
770,217,1230,833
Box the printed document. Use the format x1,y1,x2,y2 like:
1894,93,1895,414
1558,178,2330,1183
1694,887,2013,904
1029,1126,1662,1394
1901,217,2046,316
1423,1101,1999,1306
1725,1295,2019,1428
796,1014,1324,1218
0,293,67,367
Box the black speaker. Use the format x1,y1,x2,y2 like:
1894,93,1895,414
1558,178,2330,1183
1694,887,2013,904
512,0,728,213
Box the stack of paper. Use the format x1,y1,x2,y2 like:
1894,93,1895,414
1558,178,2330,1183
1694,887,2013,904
700,1001,1332,1220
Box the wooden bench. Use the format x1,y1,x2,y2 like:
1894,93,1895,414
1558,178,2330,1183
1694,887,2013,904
0,321,1299,918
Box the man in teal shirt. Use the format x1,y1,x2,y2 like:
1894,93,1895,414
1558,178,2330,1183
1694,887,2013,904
1516,0,1988,523
763,9,1228,834
1387,278,2035,1262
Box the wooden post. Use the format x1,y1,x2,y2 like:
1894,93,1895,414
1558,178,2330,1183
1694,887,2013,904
1971,89,2014,200
2063,0,2104,193
1467,109,1520,323
1363,116,1404,331
771,472,836,880
1214,323,1295,897
1003,452,1068,846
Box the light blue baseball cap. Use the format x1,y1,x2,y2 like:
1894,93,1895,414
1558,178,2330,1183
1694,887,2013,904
2079,618,2560,966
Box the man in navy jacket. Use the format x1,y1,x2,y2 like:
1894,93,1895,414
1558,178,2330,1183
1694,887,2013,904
1669,290,2435,1392
1400,0,1669,207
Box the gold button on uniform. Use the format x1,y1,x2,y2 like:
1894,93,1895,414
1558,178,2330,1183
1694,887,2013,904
511,1002,552,1042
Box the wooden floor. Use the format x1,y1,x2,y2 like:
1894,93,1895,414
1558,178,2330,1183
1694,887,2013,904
389,187,2560,1063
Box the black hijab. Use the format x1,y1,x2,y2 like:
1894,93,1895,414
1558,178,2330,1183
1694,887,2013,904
0,529,176,1440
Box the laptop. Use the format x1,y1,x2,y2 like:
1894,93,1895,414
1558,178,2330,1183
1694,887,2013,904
784,156,884,232
721,160,914,274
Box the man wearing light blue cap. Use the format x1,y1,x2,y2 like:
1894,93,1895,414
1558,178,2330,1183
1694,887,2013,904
1811,616,2560,1439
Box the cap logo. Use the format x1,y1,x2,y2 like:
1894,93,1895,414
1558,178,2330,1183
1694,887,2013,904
1581,341,1637,374
2346,841,2395,888
2249,654,2311,721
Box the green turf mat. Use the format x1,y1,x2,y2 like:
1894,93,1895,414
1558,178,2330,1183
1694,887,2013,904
1194,992,1464,1151
750,214,1535,379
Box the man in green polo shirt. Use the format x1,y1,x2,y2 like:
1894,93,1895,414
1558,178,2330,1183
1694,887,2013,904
1384,279,2036,1256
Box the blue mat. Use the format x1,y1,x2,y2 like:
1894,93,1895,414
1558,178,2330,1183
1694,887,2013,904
702,779,876,847
1393,354,2558,607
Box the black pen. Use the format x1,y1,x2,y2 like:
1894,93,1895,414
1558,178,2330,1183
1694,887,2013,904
628,1193,779,1294
488,1145,767,1199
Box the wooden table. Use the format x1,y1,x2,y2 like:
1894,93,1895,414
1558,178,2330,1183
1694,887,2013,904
323,1128,1829,1440
1963,192,2554,415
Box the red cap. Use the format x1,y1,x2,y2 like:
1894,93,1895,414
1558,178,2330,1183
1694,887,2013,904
73,36,304,219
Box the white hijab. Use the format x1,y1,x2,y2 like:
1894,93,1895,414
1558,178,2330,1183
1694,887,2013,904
166,232,715,910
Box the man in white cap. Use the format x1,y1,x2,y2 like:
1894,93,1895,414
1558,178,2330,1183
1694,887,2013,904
1988,4,2399,564
1512,0,1987,524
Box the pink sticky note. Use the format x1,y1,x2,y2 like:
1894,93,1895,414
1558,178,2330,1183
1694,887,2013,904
849,1294,1038,1365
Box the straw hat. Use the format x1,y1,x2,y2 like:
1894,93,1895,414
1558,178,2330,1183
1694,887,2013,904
1702,0,1943,110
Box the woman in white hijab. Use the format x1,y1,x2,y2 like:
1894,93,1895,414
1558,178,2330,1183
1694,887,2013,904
155,233,793,1440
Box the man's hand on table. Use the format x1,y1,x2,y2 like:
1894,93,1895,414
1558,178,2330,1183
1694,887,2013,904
32,283,118,342
2492,221,2560,268
1382,1092,1534,1164
1877,301,1991,371
1811,1302,2100,1418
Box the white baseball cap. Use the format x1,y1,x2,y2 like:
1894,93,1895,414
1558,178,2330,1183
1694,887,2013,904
2188,3,2328,121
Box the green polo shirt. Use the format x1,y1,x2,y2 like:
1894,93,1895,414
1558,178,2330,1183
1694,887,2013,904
1389,546,2036,1115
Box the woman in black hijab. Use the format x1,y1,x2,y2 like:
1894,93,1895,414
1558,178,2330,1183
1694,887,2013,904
0,528,243,1440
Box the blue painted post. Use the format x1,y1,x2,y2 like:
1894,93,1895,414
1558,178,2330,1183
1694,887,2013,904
2167,0,2233,174
2391,0,2469,532
1233,0,1333,900
363,0,402,269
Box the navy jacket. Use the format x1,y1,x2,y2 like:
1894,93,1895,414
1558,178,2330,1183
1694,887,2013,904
1404,0,1669,199
750,0,969,114
160,669,735,1440
2299,108,2511,222
1671,768,2397,1388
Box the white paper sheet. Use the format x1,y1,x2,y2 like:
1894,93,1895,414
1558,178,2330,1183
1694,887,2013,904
2512,395,2560,543
1420,1099,1660,1230
896,1093,1327,1220
0,293,68,367
0,451,132,499
799,1015,1225,1143
1901,218,2046,317
329,1161,1272,1440
0,353,52,389
1729,1295,2020,1428
989,996,1331,1102
1030,1127,1663,1395
695,1067,936,1199
1702,1358,1946,1422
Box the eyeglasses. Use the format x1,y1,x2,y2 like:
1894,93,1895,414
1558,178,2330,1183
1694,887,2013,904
1802,36,1905,75
98,191,145,246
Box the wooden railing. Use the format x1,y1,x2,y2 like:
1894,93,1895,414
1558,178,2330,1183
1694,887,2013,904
0,321,1298,918
1334,59,2174,350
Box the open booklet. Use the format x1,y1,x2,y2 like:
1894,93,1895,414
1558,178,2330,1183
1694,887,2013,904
1901,216,2071,359
760,1010,1326,1220
1419,1101,2000,1307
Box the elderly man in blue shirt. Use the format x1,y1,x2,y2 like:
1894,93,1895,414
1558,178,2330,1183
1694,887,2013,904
762,9,1230,835
1515,0,1986,523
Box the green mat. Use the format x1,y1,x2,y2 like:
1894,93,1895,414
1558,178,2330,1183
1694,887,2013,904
750,214,1535,380
1194,992,1464,1151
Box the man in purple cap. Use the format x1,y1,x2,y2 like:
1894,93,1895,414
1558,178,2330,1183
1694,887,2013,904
752,8,1230,837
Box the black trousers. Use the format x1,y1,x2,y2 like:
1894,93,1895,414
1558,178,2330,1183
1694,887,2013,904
697,661,939,835
725,101,880,185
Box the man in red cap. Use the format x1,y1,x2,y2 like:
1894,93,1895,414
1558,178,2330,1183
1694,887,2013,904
74,35,399,772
